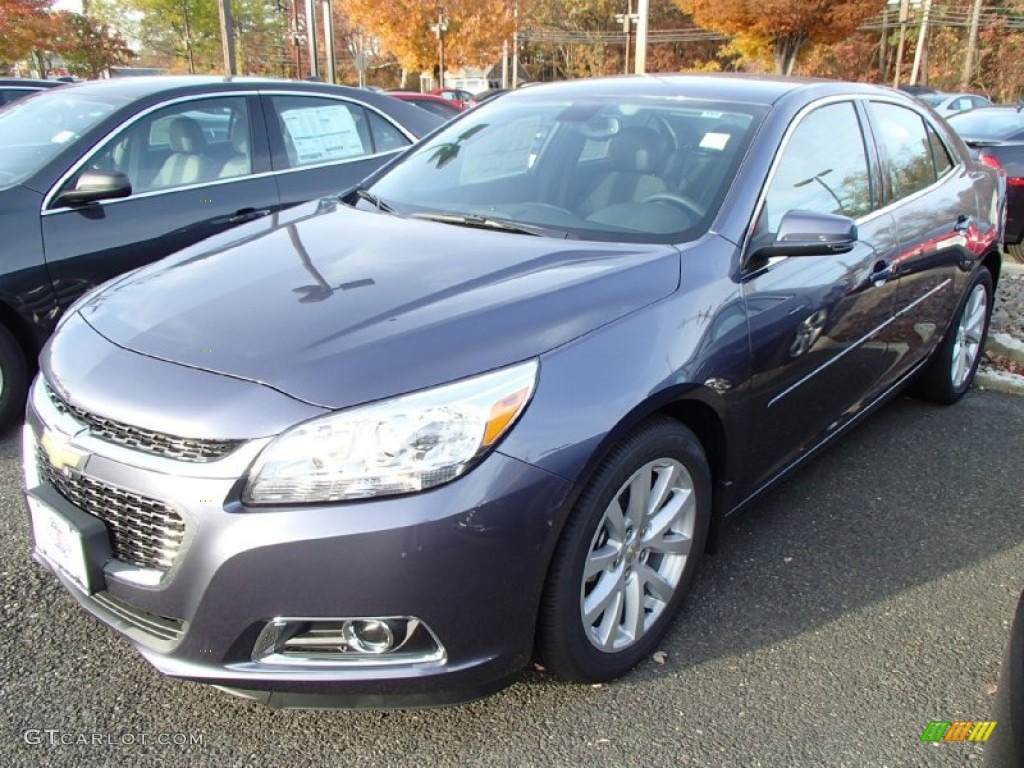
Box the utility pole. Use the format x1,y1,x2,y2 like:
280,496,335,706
878,5,888,83
512,1,519,88
321,0,336,84
218,0,237,75
183,2,196,75
893,0,910,87
961,0,983,91
291,0,301,78
502,39,509,88
615,0,638,76
910,0,932,86
431,6,448,90
633,0,649,74
304,0,319,79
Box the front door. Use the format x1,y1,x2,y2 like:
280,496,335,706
41,94,280,309
739,100,901,491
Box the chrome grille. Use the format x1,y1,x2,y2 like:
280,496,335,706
92,591,185,645
36,444,185,571
45,383,240,462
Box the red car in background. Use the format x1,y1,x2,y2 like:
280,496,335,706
431,87,475,109
389,91,462,120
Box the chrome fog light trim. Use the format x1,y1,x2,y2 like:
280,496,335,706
252,616,446,668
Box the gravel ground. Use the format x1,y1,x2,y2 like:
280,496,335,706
987,267,1024,376
991,269,1024,340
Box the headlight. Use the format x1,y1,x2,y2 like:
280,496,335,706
244,360,538,504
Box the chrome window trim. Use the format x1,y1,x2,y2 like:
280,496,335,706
41,88,416,215
255,147,404,179
41,90,261,214
258,88,418,144
741,93,967,263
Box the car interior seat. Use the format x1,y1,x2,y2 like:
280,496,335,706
150,116,218,189
578,125,671,216
219,112,251,177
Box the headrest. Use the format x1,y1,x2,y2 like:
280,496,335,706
230,114,249,154
168,117,205,154
609,126,666,174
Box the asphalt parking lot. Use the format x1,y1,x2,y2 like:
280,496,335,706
1,390,1021,767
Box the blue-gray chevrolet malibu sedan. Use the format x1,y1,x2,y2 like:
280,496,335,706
24,74,1004,708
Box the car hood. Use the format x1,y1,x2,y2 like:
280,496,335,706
78,201,680,409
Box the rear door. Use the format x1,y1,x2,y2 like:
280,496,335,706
739,99,901,489
864,100,981,383
262,93,415,208
41,93,280,309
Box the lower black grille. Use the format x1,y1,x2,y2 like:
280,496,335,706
36,445,185,572
46,383,240,462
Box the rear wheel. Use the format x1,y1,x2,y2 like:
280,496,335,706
1007,241,1024,264
912,269,993,404
537,418,710,682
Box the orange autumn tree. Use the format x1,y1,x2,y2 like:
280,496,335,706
0,0,51,70
675,0,886,75
339,0,519,81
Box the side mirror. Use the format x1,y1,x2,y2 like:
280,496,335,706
54,170,132,207
751,209,858,262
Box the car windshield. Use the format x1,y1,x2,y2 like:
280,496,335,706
366,93,765,244
948,109,1024,140
0,91,125,187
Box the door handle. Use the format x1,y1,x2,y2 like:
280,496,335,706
869,259,893,287
953,214,972,234
228,207,271,224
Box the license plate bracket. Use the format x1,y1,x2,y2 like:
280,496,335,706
27,491,111,594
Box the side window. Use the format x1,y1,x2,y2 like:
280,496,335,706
79,96,251,194
269,95,373,169
762,101,873,232
871,102,937,201
926,122,953,179
366,111,410,153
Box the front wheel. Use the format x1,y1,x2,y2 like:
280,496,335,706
912,268,993,404
536,418,710,682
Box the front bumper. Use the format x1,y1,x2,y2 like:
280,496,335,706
24,375,573,708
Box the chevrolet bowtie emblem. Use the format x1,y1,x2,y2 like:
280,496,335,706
40,430,87,473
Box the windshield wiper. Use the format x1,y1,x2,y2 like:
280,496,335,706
410,212,542,236
348,187,396,214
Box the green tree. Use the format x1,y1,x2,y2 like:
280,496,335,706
675,0,886,75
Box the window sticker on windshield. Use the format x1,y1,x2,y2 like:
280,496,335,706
699,132,731,151
51,130,75,144
282,106,364,164
700,111,723,119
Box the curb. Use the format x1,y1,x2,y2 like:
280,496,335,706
988,332,1024,364
976,367,1024,396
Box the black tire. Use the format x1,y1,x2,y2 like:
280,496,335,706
0,325,27,434
1007,241,1024,264
537,417,711,683
912,268,993,405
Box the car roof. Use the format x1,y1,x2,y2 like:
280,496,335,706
507,73,901,106
28,75,445,137
52,75,379,99
0,77,63,88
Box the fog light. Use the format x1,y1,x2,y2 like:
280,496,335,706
252,615,446,667
343,619,394,654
